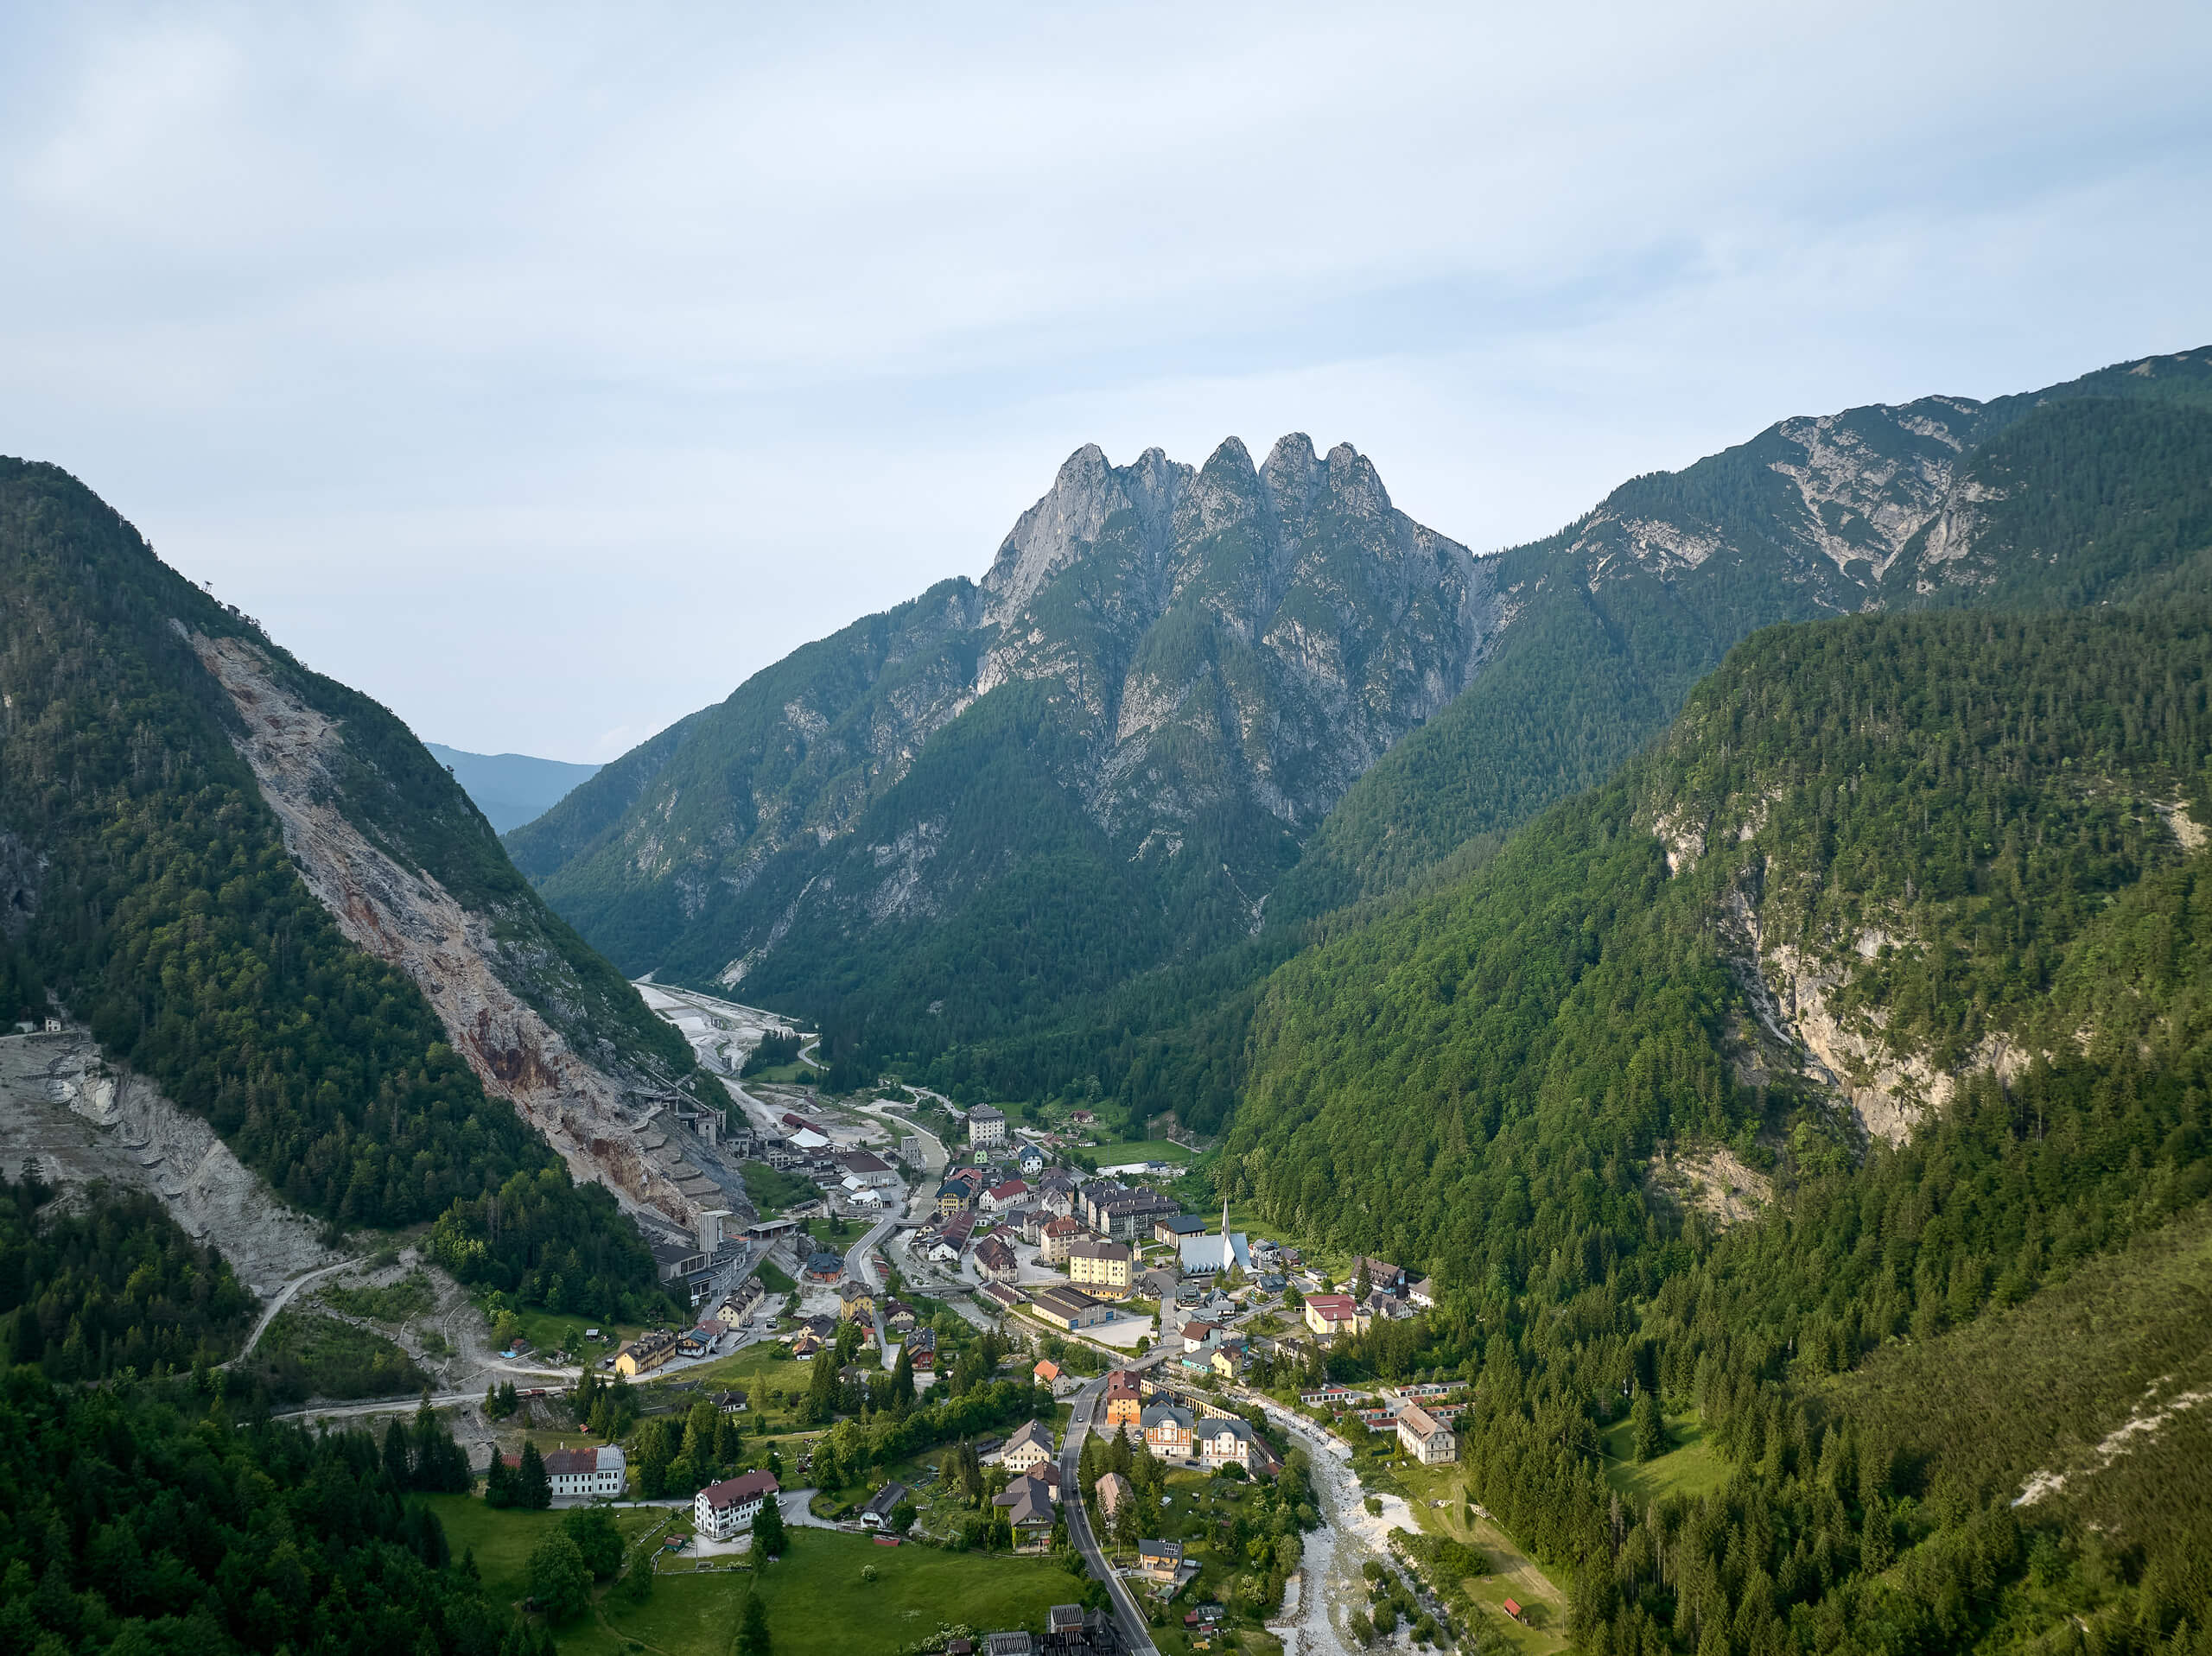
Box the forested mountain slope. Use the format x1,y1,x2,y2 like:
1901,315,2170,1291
0,459,709,1317
511,435,1494,1069
1275,346,2212,920
1227,606,2212,1652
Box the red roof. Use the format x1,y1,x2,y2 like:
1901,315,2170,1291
1503,1598,1523,1616
701,1469,780,1510
987,1178,1029,1202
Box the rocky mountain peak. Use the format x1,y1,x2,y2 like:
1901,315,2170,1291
982,441,1192,621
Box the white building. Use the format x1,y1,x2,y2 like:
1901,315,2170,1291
1002,1418,1056,1475
1194,1417,1255,1472
543,1445,626,1500
969,1104,1007,1147
1396,1404,1458,1464
1177,1199,1252,1277
696,1470,782,1540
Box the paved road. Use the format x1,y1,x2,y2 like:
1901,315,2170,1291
1060,1372,1162,1656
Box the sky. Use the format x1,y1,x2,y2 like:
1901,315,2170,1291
4,3,2210,762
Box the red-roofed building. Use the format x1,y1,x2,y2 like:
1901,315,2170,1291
1303,1294,1363,1339
696,1470,780,1541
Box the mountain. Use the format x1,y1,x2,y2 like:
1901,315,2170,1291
508,435,1494,1063
1221,604,2212,1646
515,347,2212,1097
1276,346,2212,919
423,742,601,833
0,458,726,1318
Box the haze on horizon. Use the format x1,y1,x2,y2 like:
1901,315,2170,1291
3,1,2209,763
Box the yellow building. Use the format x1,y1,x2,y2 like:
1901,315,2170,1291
1067,1238,1133,1298
614,1330,677,1377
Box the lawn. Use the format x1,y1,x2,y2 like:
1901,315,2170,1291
558,1531,1083,1656
423,1496,665,1610
1594,1412,1732,1506
1388,1463,1573,1655
498,1304,644,1363
741,1159,819,1215
1090,1139,1195,1167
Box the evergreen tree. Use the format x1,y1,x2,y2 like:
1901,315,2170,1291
736,1588,773,1656
518,1439,552,1510
563,1507,625,1580
751,1490,787,1563
1630,1392,1665,1463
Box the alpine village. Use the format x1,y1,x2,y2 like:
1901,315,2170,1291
3,20,2212,1656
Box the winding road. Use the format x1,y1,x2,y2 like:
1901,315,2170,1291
227,1255,361,1366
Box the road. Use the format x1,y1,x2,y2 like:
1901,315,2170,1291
227,1255,361,1365
1059,1370,1163,1656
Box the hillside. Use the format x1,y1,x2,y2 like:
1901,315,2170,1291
423,743,600,833
1274,347,2212,920
512,348,2212,1104
1218,606,2212,1651
0,459,719,1318
510,435,1493,1072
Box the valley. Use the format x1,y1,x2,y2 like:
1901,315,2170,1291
2,342,2209,1656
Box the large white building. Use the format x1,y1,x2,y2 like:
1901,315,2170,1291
543,1445,627,1500
1396,1404,1458,1464
696,1470,782,1540
969,1105,1007,1147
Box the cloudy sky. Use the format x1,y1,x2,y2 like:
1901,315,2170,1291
4,3,2209,761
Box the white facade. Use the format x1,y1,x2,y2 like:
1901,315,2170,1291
695,1472,780,1540
546,1446,626,1500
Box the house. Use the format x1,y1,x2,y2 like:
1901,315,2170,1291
1038,1170,1080,1218
937,1179,976,1218
885,1300,918,1332
942,1210,978,1250
979,1281,1028,1312
695,1470,780,1541
1017,1144,1046,1176
1408,1278,1436,1310
992,1474,1056,1551
1067,1238,1134,1298
1104,1370,1143,1428
1138,1266,1180,1304
839,1278,876,1322
925,1237,963,1266
676,1328,713,1359
1179,1320,1220,1354
543,1445,626,1500
1357,1258,1409,1297
1137,1539,1184,1582
1303,1294,1363,1340
1141,1403,1193,1460
1193,1417,1254,1472
804,1250,844,1282
1033,1358,1062,1386
1040,1215,1087,1265
906,1328,938,1372
832,1150,898,1188
861,1481,909,1529
714,1389,749,1414
1002,1418,1057,1474
1030,1285,1116,1332
790,1330,826,1358
1395,1403,1458,1464
1154,1214,1208,1245
974,1234,1020,1283
1502,1598,1526,1624
1080,1184,1180,1241
614,1330,677,1377
1069,1109,1096,1127
969,1105,1007,1148
1093,1470,1133,1523
982,1177,1031,1215
1209,1342,1245,1381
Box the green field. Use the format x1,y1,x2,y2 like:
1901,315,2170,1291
423,1497,665,1609
1593,1413,1732,1506
558,1531,1081,1656
1090,1139,1194,1166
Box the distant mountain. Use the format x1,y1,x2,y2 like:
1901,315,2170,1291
0,459,723,1318
508,435,1494,1062
424,742,600,833
512,346,2212,1100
